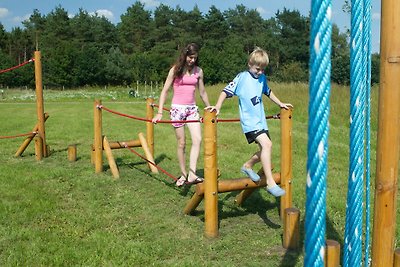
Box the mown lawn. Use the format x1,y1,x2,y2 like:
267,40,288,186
0,83,397,266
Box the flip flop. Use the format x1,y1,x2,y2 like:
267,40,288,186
186,177,204,185
241,166,260,182
176,175,186,187
266,185,285,197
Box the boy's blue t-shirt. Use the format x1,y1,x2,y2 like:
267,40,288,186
223,71,271,133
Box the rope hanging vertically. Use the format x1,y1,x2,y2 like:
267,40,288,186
363,0,372,264
304,0,332,266
343,0,368,265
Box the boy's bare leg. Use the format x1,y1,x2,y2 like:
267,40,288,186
255,134,278,188
243,151,261,169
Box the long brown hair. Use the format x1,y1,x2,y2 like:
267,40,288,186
173,43,199,79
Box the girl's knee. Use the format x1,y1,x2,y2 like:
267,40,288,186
192,136,202,146
177,139,186,149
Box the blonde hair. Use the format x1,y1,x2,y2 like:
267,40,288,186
248,47,269,67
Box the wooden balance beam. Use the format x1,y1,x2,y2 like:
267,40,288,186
183,172,281,215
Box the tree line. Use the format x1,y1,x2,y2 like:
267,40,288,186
0,1,380,89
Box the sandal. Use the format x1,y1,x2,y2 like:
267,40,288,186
176,175,186,187
266,185,285,197
186,176,204,185
241,166,260,182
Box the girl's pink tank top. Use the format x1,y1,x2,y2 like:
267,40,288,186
171,67,199,105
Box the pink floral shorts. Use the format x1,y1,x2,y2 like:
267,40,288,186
170,104,200,128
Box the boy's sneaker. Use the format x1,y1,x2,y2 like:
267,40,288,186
241,166,260,182
266,185,285,197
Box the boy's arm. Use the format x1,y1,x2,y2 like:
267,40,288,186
205,91,228,116
268,91,293,110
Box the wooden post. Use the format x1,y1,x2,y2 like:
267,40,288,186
138,132,158,173
94,100,103,173
103,136,120,179
325,240,340,267
34,51,47,157
280,108,293,218
394,248,400,267
146,98,154,157
371,0,400,265
15,113,49,157
91,139,141,151
235,170,281,205
67,144,77,162
183,193,204,215
34,136,43,161
203,110,218,238
283,207,300,250
235,188,256,206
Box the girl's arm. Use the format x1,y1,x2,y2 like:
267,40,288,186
197,68,210,107
152,67,174,123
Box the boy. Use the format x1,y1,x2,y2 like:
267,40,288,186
207,47,292,197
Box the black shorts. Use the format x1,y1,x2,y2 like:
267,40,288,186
245,129,270,144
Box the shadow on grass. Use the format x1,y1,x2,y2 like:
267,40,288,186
114,154,197,194
220,190,282,229
186,186,282,229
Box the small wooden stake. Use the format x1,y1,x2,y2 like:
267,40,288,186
283,208,300,250
67,144,77,162
325,239,340,267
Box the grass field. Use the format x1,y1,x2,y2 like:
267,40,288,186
0,83,398,266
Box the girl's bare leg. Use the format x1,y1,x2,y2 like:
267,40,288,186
174,126,187,177
186,122,202,182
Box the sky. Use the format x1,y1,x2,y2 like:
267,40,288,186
0,0,381,52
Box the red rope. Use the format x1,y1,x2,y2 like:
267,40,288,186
0,131,37,140
0,59,34,74
100,105,279,124
150,103,170,112
122,143,179,182
99,105,202,124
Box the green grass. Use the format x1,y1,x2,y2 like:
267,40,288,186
0,84,397,266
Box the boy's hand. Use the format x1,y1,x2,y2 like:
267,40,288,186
280,103,293,110
204,106,220,116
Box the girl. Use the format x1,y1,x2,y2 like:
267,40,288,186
152,43,210,186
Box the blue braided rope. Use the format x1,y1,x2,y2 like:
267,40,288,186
304,0,332,266
343,0,365,266
363,0,372,264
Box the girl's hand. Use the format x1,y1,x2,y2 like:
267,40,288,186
152,113,163,124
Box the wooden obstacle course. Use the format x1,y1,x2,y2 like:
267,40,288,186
184,108,298,243
12,51,49,160
15,112,49,157
93,99,158,179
